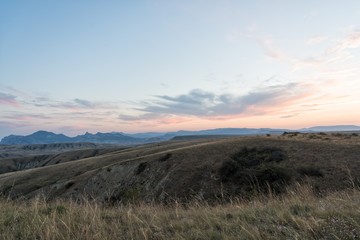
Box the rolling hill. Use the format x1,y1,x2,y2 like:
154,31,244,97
0,142,116,159
1,133,360,203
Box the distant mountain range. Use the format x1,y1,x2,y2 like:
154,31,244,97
299,125,360,132
1,125,360,145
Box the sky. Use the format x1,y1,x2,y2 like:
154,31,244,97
1,0,360,138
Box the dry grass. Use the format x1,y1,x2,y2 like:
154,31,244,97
1,185,360,240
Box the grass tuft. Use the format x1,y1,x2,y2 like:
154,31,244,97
297,165,324,177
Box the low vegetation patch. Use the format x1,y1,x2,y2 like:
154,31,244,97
282,132,301,137
106,183,142,205
136,162,148,175
297,165,324,177
220,147,292,193
158,153,172,162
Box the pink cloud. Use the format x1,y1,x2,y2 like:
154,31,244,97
307,35,328,45
239,32,285,61
0,92,19,107
326,30,360,54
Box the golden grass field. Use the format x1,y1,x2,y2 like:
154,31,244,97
1,184,360,239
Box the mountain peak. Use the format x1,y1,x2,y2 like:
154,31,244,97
32,130,56,135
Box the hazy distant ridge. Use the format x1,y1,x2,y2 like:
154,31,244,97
1,125,359,145
0,131,140,145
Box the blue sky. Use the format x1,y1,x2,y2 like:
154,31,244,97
1,1,360,138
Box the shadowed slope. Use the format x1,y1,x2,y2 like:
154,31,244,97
0,142,116,159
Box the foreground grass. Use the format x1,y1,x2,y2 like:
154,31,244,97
1,186,360,240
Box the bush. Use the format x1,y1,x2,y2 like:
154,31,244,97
255,163,293,192
231,147,285,168
107,184,142,205
332,133,344,137
308,134,321,139
220,147,292,192
65,181,74,189
297,166,324,177
136,162,148,175
158,153,172,162
220,160,240,182
282,132,300,137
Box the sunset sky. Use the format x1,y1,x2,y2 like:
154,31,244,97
1,1,360,138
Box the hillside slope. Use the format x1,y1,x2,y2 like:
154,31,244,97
0,147,124,174
0,142,116,159
1,134,360,203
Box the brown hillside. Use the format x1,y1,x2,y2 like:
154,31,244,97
0,142,116,159
1,134,360,203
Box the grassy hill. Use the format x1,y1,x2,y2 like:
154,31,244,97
0,142,116,159
1,133,360,239
1,133,360,203
0,147,124,175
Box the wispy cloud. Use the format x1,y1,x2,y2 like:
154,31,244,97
307,35,328,45
119,82,316,123
326,30,360,54
0,121,27,128
3,113,50,121
239,32,285,61
29,97,117,111
74,99,97,109
240,29,360,74
0,92,19,107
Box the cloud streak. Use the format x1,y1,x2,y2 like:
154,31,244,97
28,97,117,111
307,35,328,45
119,82,315,123
240,29,360,75
0,92,19,107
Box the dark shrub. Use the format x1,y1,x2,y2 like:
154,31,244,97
297,166,324,177
136,162,148,175
65,181,74,189
332,133,343,137
220,147,292,192
231,147,285,168
158,153,172,162
308,134,321,139
270,149,285,162
255,163,293,192
282,132,300,137
107,184,142,205
220,160,242,182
